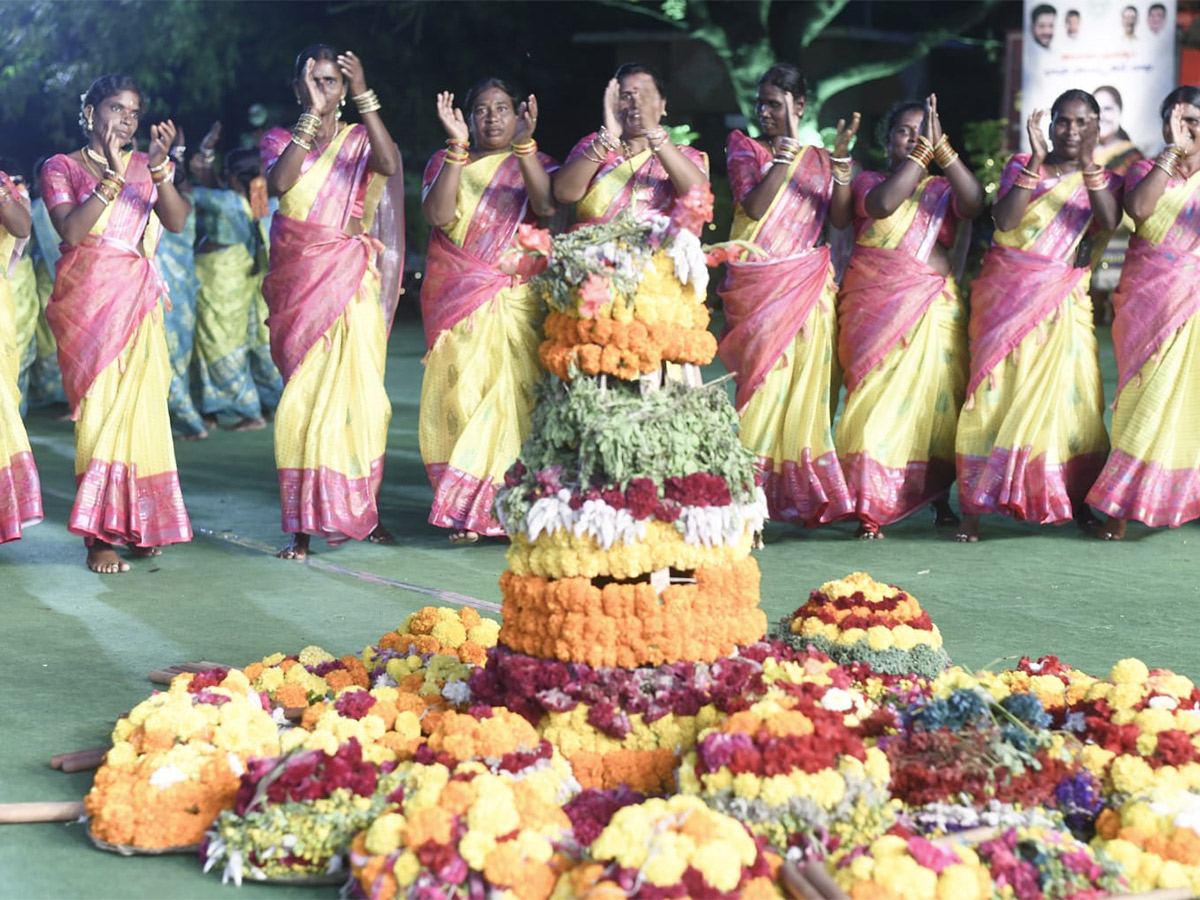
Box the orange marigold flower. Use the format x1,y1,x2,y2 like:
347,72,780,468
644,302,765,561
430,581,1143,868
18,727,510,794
403,806,454,847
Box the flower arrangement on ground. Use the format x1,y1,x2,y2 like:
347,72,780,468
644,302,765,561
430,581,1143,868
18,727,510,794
774,572,951,679
85,668,281,850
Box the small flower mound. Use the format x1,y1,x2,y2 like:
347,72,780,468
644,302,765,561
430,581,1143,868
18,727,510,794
202,739,403,884
347,748,579,900
285,686,426,765
571,795,782,899
86,669,281,850
773,572,950,679
676,696,895,860
976,826,1126,899
834,834,992,900
364,606,498,676
241,649,369,713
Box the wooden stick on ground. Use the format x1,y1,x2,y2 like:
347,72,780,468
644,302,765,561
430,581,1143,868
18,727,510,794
780,861,850,900
49,747,109,773
147,661,231,685
0,801,86,824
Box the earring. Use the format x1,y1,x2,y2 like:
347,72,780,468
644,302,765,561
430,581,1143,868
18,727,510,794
336,95,345,121
86,115,93,133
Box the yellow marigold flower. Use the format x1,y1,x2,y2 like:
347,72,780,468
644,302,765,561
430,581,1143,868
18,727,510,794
1111,683,1144,712
1136,851,1164,889
732,771,761,801
1100,838,1143,874
866,626,894,651
864,747,892,785
693,844,743,892
1123,801,1162,833
467,619,501,646
467,779,520,837
937,864,986,900
705,768,734,793
1029,674,1068,709
459,829,497,870
1137,733,1160,757
1179,763,1200,790
1159,859,1191,889
870,834,910,858
261,652,286,666
839,627,866,647
1161,674,1197,699
1110,754,1156,795
1111,658,1150,686
393,850,421,887
1135,708,1178,736
298,645,335,666
430,619,468,648
891,624,918,651
365,812,405,854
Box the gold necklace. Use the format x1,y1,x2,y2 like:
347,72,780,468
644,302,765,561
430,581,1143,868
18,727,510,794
84,146,108,166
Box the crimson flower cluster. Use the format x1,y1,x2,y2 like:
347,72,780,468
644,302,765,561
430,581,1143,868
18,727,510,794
233,739,378,815
563,787,647,846
468,642,818,739
334,690,377,721
412,739,554,773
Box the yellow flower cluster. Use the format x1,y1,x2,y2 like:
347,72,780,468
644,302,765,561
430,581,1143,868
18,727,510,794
1095,791,1200,894
834,835,992,900
282,686,425,765
815,572,905,606
383,653,473,700
590,795,760,893
795,617,942,651
562,253,709,329
994,667,1097,710
353,757,576,900
507,520,753,580
366,606,499,669
539,705,723,757
88,670,281,849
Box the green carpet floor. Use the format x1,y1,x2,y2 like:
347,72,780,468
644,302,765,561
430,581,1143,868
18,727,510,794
3,316,1198,899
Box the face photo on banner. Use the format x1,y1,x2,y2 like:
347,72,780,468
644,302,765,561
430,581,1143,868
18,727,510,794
1021,0,1177,157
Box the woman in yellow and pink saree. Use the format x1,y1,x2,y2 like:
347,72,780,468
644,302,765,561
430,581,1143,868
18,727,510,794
262,45,403,561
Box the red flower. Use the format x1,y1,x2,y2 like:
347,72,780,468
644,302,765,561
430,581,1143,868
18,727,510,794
704,244,742,267
499,249,547,279
578,272,611,318
516,222,552,255
670,183,715,236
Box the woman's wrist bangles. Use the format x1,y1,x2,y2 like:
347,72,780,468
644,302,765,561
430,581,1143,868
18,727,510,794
1155,144,1184,179
831,154,853,185
644,129,669,154
352,88,381,115
150,162,174,185
291,112,320,152
512,139,537,158
1012,164,1041,191
1082,166,1108,191
907,136,935,170
444,137,470,167
587,126,620,162
771,135,801,167
932,135,959,169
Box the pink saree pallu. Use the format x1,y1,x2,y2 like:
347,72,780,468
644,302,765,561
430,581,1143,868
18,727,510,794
956,243,1106,523
47,235,191,546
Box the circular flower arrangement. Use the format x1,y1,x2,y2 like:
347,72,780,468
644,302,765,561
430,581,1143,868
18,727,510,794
773,572,951,678
86,668,281,850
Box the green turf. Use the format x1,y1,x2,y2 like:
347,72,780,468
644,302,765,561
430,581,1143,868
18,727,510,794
3,316,1198,898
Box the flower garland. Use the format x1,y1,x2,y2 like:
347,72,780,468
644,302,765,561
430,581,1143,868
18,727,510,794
773,572,950,679
676,697,896,859
572,795,781,899
202,739,404,884
87,669,281,849
498,559,766,667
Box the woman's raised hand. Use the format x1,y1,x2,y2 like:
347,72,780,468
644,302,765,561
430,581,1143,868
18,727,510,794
148,120,177,170
435,91,469,143
833,112,862,157
99,118,128,176
513,94,538,144
603,78,621,136
924,93,943,147
201,121,222,152
337,51,368,98
1027,109,1050,161
783,91,800,140
1169,102,1194,152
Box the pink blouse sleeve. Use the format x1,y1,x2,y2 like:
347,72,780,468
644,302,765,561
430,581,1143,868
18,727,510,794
260,128,291,174
726,131,768,206
851,171,886,220
1122,157,1156,192
420,150,446,202
995,153,1031,203
41,155,77,210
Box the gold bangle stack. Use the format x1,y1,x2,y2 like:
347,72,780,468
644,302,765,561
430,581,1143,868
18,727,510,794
93,176,121,205
771,135,800,167
590,126,620,162
907,136,935,170
1013,164,1040,191
512,139,537,158
444,138,469,167
151,163,173,185
1155,145,1184,179
1082,166,1107,191
831,153,853,185
352,88,381,115
292,112,320,152
933,135,958,169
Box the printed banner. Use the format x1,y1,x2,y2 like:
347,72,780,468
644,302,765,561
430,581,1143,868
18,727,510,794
1022,0,1178,160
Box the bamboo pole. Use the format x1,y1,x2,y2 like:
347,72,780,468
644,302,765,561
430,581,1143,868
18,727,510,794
0,801,86,824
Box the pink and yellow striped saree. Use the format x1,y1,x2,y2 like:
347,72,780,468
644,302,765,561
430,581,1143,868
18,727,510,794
834,173,967,526
1087,159,1200,526
566,133,708,226
956,154,1115,523
418,149,555,535
261,124,404,544
718,133,853,526
42,153,190,547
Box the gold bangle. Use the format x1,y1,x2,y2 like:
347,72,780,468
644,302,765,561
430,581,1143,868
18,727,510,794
907,148,933,169
1013,174,1039,191
91,186,112,206
352,89,381,114
1154,160,1179,180
290,133,313,152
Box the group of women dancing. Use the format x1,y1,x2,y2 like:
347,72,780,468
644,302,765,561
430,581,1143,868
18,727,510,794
1,46,1198,575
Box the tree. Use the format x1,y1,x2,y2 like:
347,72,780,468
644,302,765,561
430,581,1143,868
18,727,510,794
596,0,1004,139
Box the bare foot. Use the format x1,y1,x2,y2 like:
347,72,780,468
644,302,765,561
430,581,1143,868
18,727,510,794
202,415,218,430
448,530,480,546
176,429,209,441
1074,505,1103,533
87,540,130,574
127,545,162,558
855,521,884,540
1098,517,1127,541
227,416,267,432
751,530,764,550
277,533,310,560
931,499,960,527
367,525,395,544
954,514,980,543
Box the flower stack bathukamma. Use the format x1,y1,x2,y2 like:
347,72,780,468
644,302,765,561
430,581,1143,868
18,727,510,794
486,189,770,792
